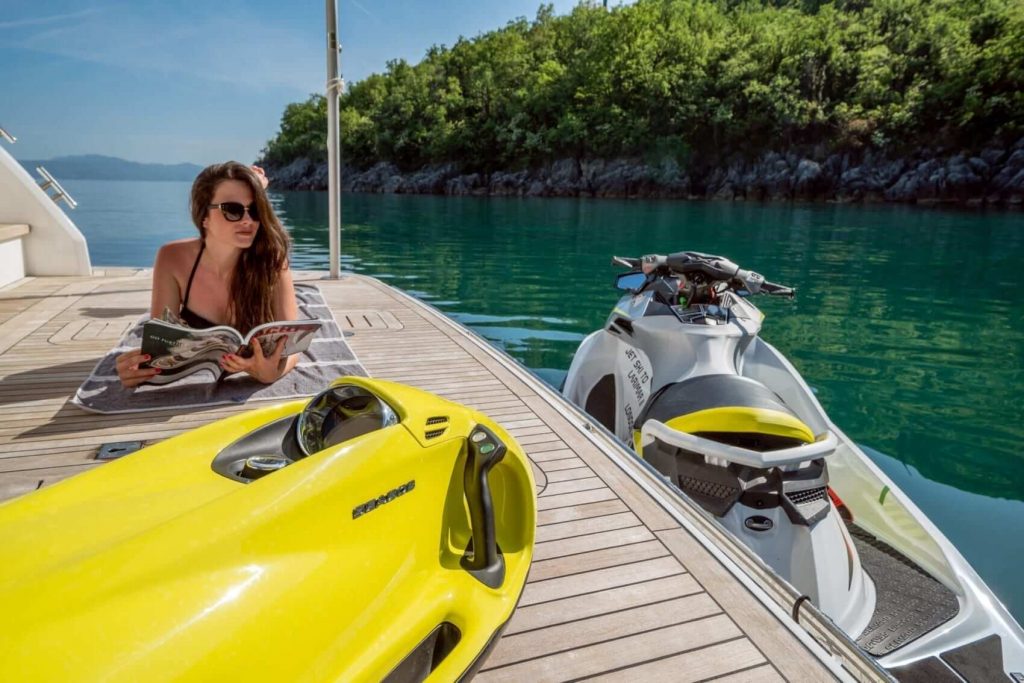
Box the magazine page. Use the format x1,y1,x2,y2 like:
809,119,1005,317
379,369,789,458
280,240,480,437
241,320,323,358
140,320,244,383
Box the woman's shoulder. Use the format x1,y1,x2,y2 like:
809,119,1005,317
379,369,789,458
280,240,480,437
155,238,201,265
153,239,202,284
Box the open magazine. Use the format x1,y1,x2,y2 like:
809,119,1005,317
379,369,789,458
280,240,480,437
140,319,324,385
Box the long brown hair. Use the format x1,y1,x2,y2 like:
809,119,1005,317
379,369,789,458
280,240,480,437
189,162,290,334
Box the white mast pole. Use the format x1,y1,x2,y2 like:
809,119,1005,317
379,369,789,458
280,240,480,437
325,0,342,279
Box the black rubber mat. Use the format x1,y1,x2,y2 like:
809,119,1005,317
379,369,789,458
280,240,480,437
941,634,1010,682
888,656,962,683
850,524,960,656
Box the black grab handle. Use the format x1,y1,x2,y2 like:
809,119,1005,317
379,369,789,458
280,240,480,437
461,424,507,588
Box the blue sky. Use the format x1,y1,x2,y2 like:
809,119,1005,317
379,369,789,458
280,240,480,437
2,0,581,165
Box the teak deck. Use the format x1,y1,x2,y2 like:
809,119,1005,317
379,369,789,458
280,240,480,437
0,269,874,682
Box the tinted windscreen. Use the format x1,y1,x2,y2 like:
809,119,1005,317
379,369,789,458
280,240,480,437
297,385,398,456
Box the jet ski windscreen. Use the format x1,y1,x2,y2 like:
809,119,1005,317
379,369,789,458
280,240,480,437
297,384,398,456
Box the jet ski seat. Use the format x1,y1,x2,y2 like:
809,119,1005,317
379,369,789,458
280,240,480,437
636,374,815,452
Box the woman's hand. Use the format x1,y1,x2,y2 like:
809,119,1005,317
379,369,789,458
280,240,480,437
251,165,270,189
220,337,286,384
116,349,161,388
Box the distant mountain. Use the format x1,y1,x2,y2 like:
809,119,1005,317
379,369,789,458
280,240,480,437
17,155,203,181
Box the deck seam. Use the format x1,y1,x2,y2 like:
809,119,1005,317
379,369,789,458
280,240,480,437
506,586,705,638
698,662,783,683
519,569,688,609
534,521,645,544
536,509,637,529
526,550,677,584
566,634,750,683
480,613,734,675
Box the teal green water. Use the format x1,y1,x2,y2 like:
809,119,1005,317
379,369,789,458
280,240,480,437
68,179,1024,621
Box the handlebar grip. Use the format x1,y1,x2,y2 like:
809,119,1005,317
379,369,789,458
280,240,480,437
612,256,641,268
461,424,507,589
762,281,796,297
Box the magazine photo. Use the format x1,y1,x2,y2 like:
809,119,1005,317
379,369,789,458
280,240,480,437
140,319,323,385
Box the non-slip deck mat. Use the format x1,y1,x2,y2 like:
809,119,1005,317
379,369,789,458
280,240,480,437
851,524,960,656
888,656,962,683
71,284,368,414
940,634,1010,682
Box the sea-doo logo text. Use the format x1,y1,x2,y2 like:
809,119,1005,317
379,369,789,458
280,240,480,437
352,481,415,519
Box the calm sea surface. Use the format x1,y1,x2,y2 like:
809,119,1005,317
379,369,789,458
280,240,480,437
68,178,1024,621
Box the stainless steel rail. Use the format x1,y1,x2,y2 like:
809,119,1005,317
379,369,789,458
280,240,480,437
325,0,343,279
35,166,78,209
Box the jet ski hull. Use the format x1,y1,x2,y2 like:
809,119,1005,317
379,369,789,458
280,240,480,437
0,377,535,682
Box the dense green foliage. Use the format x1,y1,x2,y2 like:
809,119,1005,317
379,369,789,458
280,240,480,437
261,0,1024,171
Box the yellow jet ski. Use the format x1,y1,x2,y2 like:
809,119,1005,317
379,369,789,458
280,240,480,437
0,377,535,682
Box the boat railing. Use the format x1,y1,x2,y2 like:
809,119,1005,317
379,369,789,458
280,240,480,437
35,166,78,209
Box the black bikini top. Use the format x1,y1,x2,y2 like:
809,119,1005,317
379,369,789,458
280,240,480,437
180,242,218,329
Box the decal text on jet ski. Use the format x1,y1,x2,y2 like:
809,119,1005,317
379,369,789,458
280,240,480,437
622,346,651,427
352,480,415,519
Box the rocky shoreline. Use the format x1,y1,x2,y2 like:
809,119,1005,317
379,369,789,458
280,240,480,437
264,138,1024,206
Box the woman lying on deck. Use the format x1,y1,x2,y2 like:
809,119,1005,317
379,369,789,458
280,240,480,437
116,162,298,387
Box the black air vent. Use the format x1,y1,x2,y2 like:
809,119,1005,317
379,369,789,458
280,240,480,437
787,487,827,506
426,416,449,426
425,428,447,439
680,476,739,501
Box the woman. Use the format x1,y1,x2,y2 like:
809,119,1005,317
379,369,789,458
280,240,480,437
117,162,298,387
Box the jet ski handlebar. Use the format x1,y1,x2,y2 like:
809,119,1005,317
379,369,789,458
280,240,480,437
612,252,794,297
642,419,837,468
611,256,642,269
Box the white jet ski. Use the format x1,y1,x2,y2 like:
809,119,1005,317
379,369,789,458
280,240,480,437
563,250,1024,681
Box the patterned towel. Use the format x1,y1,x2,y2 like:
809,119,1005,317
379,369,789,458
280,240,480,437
72,284,368,414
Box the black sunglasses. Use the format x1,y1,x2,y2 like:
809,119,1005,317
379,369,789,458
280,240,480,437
209,202,260,222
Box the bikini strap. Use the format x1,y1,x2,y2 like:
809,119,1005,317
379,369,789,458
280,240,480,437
182,241,205,308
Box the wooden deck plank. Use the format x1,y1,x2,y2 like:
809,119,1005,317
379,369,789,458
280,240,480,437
535,488,620,512
504,574,705,636
485,593,723,669
656,528,834,681
523,440,571,454
527,539,668,582
535,457,587,473
536,499,629,526
538,476,607,497
525,448,577,462
475,614,743,682
0,462,100,500
534,511,640,544
533,526,658,563
587,637,769,682
542,466,595,484
707,664,786,683
519,556,683,607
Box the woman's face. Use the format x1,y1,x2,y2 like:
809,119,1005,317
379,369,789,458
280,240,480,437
204,179,260,249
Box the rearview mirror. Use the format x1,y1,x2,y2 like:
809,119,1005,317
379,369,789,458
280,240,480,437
615,272,646,293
